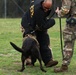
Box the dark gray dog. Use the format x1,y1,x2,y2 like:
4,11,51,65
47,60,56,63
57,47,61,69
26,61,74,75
10,34,46,72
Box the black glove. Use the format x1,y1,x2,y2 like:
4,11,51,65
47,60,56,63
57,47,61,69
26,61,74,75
41,18,55,30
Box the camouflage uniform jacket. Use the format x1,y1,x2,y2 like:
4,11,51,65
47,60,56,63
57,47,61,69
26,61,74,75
59,0,76,17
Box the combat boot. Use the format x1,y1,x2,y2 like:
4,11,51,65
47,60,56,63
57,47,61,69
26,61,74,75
45,60,58,67
54,64,68,73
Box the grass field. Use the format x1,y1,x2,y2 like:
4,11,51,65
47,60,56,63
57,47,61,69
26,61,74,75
0,18,76,75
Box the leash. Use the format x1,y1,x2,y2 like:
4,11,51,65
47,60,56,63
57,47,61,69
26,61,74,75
59,17,64,58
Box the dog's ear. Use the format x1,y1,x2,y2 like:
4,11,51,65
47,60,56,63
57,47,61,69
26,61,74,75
10,42,24,53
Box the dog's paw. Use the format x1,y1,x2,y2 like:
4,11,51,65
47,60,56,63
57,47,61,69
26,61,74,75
41,68,47,72
17,70,23,72
17,68,25,72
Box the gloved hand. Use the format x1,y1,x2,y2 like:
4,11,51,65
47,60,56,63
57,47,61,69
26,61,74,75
37,18,55,31
42,18,55,29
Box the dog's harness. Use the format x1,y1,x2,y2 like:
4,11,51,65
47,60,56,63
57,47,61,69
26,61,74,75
23,34,39,46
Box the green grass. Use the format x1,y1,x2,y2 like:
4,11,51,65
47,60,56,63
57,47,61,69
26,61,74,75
0,18,76,75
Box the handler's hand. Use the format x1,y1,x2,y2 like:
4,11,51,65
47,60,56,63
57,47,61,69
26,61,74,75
55,7,61,17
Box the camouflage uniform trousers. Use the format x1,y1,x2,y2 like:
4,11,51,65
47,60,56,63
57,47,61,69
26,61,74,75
62,24,76,66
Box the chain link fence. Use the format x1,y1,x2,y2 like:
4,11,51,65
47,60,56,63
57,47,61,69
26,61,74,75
0,0,61,18
0,0,30,18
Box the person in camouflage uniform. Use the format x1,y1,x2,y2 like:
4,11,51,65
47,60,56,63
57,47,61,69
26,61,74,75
54,0,76,72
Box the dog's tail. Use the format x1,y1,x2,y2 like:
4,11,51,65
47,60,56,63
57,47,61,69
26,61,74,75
10,42,24,53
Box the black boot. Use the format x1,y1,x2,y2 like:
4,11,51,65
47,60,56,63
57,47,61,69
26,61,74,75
45,60,58,67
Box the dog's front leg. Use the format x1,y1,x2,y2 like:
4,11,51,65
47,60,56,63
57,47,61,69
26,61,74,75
18,54,26,72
